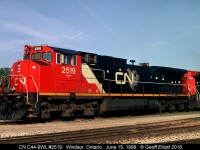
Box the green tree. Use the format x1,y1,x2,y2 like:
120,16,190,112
0,67,10,92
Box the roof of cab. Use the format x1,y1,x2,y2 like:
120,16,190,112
49,46,78,55
49,46,98,56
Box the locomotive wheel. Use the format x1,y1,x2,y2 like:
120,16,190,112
62,116,75,121
176,101,185,112
83,102,95,118
158,100,166,114
41,108,50,118
22,117,32,123
40,101,51,119
39,108,52,122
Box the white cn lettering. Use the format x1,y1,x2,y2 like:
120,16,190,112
19,77,26,85
115,72,135,85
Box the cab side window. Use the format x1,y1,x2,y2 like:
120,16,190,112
71,55,77,66
56,53,77,66
57,53,61,64
64,55,71,64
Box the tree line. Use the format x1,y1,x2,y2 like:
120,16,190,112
0,67,10,92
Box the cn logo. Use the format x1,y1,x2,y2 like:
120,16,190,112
115,68,140,91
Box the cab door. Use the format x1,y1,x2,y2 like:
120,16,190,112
55,53,81,93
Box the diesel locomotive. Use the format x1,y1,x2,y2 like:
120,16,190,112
0,45,200,121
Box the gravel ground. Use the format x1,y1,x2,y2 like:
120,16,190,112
113,131,200,144
0,113,200,143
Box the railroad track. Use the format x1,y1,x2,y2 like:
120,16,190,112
0,118,200,144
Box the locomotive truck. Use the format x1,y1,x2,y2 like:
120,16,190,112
0,45,200,121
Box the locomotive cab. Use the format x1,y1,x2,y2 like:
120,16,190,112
10,45,101,95
5,45,84,120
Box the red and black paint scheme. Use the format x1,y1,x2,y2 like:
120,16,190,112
0,45,200,121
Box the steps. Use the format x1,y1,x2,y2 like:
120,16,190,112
26,102,37,118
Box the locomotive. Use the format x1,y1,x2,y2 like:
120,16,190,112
0,45,200,121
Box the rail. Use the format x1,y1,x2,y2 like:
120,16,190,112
0,118,199,144
29,75,39,108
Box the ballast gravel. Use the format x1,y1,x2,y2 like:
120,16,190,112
0,113,200,143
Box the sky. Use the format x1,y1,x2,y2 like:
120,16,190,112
0,0,200,71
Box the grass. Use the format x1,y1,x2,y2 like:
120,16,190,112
190,117,200,121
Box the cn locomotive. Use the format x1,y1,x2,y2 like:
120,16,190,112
0,45,200,121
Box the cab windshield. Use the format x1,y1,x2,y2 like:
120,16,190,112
32,52,52,63
43,52,52,62
32,53,41,60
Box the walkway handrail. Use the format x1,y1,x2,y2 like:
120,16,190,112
29,75,39,108
188,85,200,101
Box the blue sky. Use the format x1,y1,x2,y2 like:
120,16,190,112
0,0,200,71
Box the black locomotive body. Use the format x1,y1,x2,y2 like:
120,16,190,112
82,52,200,114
